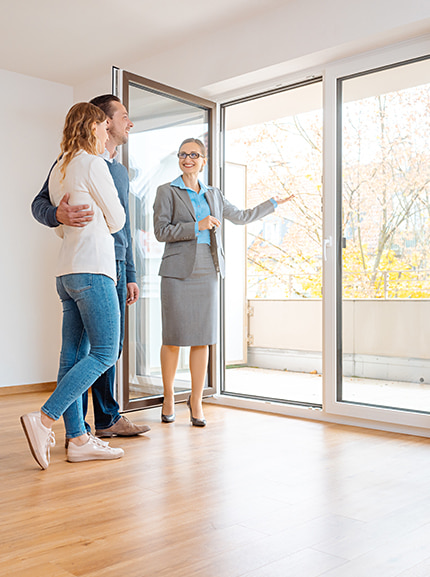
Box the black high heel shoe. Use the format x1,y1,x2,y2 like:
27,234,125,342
187,396,207,427
161,403,175,423
161,413,175,423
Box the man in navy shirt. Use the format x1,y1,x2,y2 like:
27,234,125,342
32,94,150,439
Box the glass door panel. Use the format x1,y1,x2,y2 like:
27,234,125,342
339,57,430,413
120,72,216,410
221,80,323,406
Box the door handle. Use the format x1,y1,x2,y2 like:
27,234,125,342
323,236,332,261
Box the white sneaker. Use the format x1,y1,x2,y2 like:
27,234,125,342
20,411,56,470
65,433,108,449
67,434,124,462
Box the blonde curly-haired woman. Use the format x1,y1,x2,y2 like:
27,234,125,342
21,103,126,469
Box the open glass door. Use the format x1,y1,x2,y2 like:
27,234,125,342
118,71,217,411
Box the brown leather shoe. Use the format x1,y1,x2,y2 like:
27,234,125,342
95,416,151,438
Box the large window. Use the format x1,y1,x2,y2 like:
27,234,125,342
339,57,430,413
117,44,430,433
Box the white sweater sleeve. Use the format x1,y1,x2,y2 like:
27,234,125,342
87,157,125,234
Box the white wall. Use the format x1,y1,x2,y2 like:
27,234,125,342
0,69,73,387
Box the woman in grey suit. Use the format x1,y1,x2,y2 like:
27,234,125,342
153,138,293,426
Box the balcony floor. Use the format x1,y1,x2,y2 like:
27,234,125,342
225,367,430,412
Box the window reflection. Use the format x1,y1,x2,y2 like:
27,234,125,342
127,85,209,399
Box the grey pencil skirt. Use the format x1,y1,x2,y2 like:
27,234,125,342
161,244,218,346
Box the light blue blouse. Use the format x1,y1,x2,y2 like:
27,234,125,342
171,176,211,245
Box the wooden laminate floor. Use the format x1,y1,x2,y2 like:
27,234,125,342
1,391,430,577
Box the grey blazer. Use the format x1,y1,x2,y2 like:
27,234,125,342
153,182,275,279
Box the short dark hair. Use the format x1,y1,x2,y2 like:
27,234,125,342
89,94,121,118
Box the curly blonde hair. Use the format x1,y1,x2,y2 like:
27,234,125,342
59,102,107,180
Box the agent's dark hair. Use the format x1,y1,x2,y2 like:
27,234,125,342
89,94,121,118
178,138,206,157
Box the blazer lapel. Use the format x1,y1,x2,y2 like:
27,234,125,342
204,187,216,217
174,186,196,220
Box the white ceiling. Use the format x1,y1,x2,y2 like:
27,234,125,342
0,0,288,86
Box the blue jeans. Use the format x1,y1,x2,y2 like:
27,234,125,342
82,260,126,430
42,273,120,438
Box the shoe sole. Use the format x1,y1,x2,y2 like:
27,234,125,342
94,431,115,438
20,415,48,470
67,452,124,463
95,426,151,437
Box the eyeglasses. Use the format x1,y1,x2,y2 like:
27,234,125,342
177,152,205,159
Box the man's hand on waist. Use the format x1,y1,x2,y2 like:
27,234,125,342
56,193,94,227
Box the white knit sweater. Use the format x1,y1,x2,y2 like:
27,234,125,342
49,150,125,283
